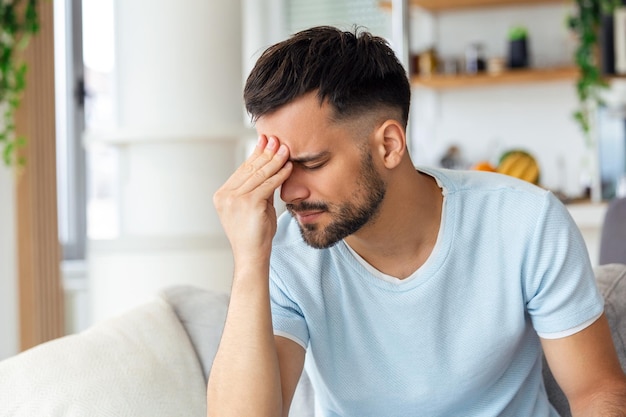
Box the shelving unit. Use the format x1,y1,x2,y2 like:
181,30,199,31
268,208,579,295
385,0,594,201
412,66,579,89
381,0,577,89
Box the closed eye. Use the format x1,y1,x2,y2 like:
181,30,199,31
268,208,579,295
290,151,331,171
301,161,327,171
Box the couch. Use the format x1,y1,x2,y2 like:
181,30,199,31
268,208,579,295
600,197,626,265
1,263,625,417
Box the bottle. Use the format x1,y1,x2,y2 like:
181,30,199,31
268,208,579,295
465,43,486,74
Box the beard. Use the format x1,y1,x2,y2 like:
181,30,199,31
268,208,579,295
286,150,386,249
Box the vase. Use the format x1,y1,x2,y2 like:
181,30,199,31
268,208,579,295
508,38,529,69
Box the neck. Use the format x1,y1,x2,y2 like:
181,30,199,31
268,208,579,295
344,165,443,279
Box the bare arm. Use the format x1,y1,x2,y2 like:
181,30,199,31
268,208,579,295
207,136,304,417
541,313,626,416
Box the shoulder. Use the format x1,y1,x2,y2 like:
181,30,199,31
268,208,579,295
419,166,564,217
419,166,547,199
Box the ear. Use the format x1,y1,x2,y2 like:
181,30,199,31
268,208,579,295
374,120,406,169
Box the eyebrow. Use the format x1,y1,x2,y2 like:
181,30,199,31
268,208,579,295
289,151,331,165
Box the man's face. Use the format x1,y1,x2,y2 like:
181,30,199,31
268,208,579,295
255,92,387,249
287,147,386,249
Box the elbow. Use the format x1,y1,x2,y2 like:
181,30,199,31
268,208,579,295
568,378,626,417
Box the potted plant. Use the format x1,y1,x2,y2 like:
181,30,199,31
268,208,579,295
507,25,529,69
0,0,40,167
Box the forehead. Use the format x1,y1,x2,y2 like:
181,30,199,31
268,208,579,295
254,93,349,155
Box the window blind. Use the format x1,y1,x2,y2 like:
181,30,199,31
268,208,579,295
284,0,390,39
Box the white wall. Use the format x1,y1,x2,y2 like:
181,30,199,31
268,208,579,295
409,4,590,197
0,165,18,360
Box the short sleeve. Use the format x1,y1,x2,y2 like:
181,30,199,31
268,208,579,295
269,267,310,349
523,192,604,336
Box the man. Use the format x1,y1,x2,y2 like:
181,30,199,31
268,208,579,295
208,26,626,416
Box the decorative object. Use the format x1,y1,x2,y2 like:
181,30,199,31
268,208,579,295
439,56,460,75
418,48,438,76
507,26,529,68
0,0,40,167
464,42,486,74
487,56,506,74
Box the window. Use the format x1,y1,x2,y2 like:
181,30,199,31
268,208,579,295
82,0,118,240
54,0,86,260
55,0,118,262
285,0,389,37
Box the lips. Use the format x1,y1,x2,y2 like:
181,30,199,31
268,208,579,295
294,210,324,224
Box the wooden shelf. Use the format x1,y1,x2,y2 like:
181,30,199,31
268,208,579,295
411,66,579,89
380,0,570,12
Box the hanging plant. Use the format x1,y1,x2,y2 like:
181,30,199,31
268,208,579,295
0,0,40,167
567,0,621,145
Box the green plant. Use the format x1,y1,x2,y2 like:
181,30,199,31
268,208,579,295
508,26,528,41
567,0,619,144
0,0,40,167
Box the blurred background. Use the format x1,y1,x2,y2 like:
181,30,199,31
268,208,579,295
1,0,625,360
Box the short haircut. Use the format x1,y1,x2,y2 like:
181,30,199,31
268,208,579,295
244,26,411,128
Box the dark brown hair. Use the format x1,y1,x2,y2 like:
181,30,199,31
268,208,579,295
244,26,410,127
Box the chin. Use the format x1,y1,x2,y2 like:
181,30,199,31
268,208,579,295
299,226,342,250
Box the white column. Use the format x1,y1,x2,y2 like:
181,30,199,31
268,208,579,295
114,0,243,132
88,0,252,322
0,165,18,359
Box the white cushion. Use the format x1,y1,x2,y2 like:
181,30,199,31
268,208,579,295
0,297,206,417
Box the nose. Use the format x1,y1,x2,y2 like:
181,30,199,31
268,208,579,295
280,166,310,204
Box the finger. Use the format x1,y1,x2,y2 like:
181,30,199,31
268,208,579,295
251,159,293,200
238,142,291,195
222,135,269,189
228,136,284,189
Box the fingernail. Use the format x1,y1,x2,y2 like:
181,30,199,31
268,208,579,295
278,144,287,155
256,136,264,148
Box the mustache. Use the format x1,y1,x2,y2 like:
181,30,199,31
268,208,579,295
286,201,329,212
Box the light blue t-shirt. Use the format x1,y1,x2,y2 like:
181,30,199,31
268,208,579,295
269,167,604,417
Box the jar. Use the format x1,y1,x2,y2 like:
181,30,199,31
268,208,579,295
465,43,486,74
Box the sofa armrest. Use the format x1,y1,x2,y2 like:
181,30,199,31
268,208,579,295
160,285,230,383
595,263,626,368
163,285,316,417
0,297,207,417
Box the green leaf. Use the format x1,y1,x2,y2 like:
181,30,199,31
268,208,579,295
508,26,528,41
570,0,616,140
0,0,40,167
3,141,14,165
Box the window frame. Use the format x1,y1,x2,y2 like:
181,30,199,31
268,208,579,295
56,0,87,261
